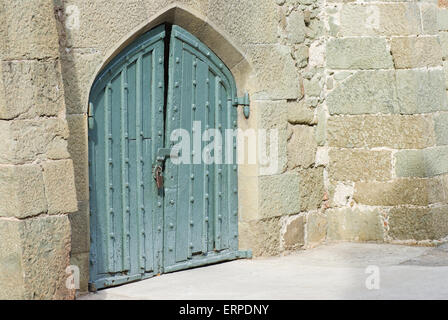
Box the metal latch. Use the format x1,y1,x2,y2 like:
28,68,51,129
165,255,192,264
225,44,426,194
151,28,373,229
233,92,250,119
153,148,179,190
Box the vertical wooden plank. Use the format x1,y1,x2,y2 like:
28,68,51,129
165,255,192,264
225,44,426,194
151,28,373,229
175,49,192,263
135,55,146,272
141,50,154,273
193,58,207,254
110,74,123,272
219,83,229,250
163,32,182,269
213,76,222,251
152,42,165,274
207,69,216,253
121,68,131,271
104,83,115,272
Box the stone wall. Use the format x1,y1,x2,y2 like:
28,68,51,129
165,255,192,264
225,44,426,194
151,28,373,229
322,0,448,246
1,0,448,299
0,0,78,299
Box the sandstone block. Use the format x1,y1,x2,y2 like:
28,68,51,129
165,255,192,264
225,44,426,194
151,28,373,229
246,44,300,100
0,119,70,164
305,211,327,245
434,112,448,145
388,206,448,241
0,164,47,218
283,215,305,249
354,178,445,206
390,36,442,68
327,207,384,241
42,160,78,215
329,149,392,182
298,168,324,212
337,3,422,37
258,174,300,218
69,201,90,255
327,115,434,149
327,38,393,69
327,71,399,115
287,125,317,169
0,60,65,120
0,1,60,60
396,69,447,114
67,114,89,201
0,216,74,300
239,218,281,257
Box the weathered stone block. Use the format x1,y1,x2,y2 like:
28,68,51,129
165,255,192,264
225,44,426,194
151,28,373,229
326,38,393,69
391,37,442,68
329,149,392,182
0,216,74,300
63,0,151,50
394,150,426,178
420,3,438,35
327,207,384,241
61,49,102,115
0,119,70,164
287,101,315,125
287,125,317,169
239,218,281,257
306,211,327,246
303,74,323,97
208,0,279,44
327,71,399,115
0,60,65,120
246,44,300,100
67,114,89,201
0,219,25,299
424,146,448,176
440,32,448,59
0,1,60,60
0,164,47,219
354,178,445,206
337,3,422,36
255,101,288,175
286,10,306,44
327,115,435,149
42,160,78,215
258,174,300,218
434,112,448,145
69,201,90,255
395,147,448,177
396,69,447,114
438,8,448,31
388,206,448,241
298,168,324,212
282,215,305,249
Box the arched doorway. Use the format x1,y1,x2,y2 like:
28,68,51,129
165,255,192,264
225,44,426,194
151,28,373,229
88,24,249,290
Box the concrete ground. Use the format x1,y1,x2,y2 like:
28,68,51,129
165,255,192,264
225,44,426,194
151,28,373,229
79,242,448,300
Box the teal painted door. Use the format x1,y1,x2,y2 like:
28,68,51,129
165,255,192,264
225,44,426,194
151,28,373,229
89,25,245,290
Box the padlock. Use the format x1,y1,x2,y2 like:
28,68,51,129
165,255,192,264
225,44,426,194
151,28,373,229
154,165,164,189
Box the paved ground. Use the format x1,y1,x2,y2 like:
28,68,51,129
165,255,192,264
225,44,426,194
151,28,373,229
79,242,448,300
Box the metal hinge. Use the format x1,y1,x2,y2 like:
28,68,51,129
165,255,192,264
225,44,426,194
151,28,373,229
88,102,95,130
233,92,250,119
